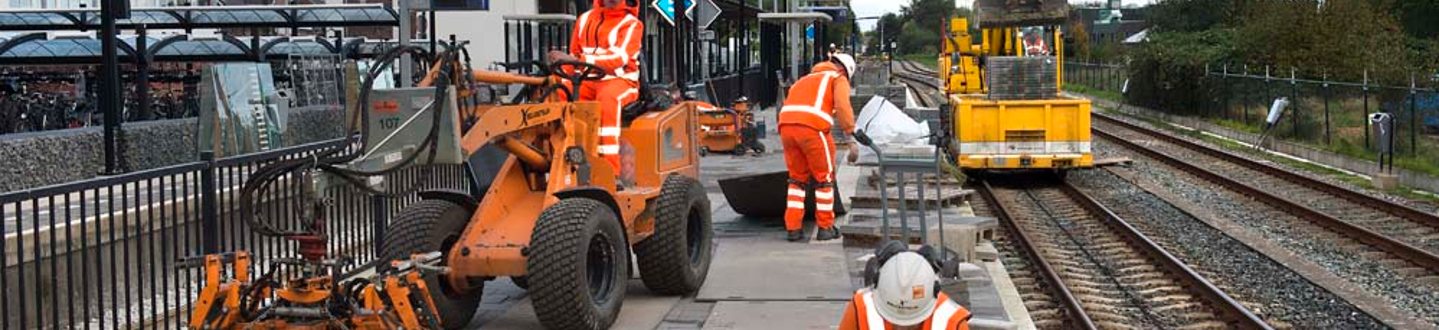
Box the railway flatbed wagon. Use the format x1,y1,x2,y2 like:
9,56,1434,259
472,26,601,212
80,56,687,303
948,94,1093,171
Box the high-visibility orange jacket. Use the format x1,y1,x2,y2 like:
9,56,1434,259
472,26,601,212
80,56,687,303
839,290,972,330
570,0,643,82
779,62,856,134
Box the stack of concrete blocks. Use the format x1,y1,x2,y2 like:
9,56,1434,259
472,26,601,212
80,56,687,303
986,56,1058,100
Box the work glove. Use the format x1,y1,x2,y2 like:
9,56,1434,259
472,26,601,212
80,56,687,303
847,143,860,164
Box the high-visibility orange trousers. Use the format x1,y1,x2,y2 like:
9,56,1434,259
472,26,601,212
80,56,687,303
780,124,837,231
558,78,638,171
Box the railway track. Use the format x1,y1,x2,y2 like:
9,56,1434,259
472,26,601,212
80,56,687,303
1092,113,1439,276
890,60,942,107
974,178,1270,330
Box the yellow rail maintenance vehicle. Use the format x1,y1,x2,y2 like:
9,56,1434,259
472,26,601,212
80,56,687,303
938,0,1092,174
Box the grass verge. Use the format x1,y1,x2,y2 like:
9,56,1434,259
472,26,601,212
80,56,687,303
1094,102,1439,202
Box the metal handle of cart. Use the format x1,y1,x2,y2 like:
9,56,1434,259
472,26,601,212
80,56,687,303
852,130,949,261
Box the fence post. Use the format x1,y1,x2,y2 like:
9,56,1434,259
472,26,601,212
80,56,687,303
199,151,219,254
1323,72,1331,145
1363,70,1370,150
1244,65,1251,125
1223,64,1230,120
1291,68,1299,138
1412,73,1418,155
371,195,388,256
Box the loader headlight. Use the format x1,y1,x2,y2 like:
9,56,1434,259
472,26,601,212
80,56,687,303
565,146,587,165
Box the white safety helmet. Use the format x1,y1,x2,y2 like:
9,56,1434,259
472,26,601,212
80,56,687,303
874,252,938,326
831,53,857,79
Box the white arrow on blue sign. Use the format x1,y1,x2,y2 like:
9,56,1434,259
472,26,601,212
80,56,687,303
652,0,694,26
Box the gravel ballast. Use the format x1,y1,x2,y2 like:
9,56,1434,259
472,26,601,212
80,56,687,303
1094,136,1439,327
1070,168,1383,328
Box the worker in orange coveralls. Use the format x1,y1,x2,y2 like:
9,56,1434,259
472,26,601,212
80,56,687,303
778,53,860,242
548,0,642,174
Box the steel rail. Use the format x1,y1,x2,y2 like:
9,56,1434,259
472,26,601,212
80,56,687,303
1093,115,1439,272
973,180,1097,330
1056,181,1272,329
1094,113,1439,229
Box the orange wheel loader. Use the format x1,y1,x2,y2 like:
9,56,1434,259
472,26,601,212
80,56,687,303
379,58,715,330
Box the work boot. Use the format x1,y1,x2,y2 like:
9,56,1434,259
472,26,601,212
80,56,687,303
815,227,841,241
786,229,805,242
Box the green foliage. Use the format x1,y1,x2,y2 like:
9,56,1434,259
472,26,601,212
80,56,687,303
864,0,960,56
1127,29,1236,112
1392,0,1439,39
1148,0,1233,32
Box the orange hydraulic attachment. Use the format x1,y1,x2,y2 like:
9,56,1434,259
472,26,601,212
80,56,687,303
184,251,446,329
696,97,765,156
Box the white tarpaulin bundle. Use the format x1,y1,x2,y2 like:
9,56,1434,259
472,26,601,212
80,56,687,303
856,95,930,146
853,96,935,161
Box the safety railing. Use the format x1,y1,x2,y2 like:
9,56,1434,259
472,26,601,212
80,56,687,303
0,137,466,329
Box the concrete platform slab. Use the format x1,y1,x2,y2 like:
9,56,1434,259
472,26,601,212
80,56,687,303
695,235,854,301
699,301,849,330
475,281,680,329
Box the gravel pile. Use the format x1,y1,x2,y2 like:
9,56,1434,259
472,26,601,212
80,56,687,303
1070,168,1382,328
1096,137,1439,327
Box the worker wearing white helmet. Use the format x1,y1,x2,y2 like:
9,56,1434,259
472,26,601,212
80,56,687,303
840,252,971,330
777,52,860,242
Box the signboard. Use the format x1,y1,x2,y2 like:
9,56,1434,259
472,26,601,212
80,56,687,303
652,0,694,26
805,24,814,40
692,0,722,29
699,30,716,40
430,0,490,11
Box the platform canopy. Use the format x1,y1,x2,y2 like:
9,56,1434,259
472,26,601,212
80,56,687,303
0,33,436,64
0,4,398,32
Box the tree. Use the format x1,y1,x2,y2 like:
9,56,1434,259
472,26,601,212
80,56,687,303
1069,20,1092,59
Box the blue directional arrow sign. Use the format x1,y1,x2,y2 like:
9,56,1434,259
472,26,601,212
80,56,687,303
652,0,694,26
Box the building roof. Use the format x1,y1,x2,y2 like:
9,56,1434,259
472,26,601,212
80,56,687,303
0,34,435,64
0,4,397,31
1122,28,1148,44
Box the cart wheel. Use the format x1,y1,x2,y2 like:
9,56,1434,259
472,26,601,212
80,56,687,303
699,147,709,157
732,146,747,156
528,198,629,330
751,142,766,155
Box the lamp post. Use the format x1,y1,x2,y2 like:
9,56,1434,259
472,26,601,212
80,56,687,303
888,40,896,80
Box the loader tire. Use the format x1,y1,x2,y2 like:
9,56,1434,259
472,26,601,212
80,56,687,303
379,199,480,330
509,276,529,290
528,198,629,330
635,175,714,295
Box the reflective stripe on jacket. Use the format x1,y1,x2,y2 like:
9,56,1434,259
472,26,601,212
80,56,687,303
779,62,855,133
845,290,972,330
571,1,643,82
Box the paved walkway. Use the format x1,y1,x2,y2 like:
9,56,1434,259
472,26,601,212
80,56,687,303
463,114,864,329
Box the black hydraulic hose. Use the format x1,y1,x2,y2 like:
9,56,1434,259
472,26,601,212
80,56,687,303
238,45,449,237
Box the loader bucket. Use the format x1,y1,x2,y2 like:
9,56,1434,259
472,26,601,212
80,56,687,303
718,171,846,219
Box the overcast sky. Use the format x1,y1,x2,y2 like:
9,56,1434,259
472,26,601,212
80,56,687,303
851,0,1158,30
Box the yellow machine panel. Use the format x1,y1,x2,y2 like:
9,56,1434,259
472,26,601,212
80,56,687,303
950,94,1093,170
941,18,983,95
939,6,1092,173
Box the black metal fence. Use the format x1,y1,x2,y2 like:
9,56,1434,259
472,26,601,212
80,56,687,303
1064,61,1127,94
0,138,465,329
1065,61,1439,161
